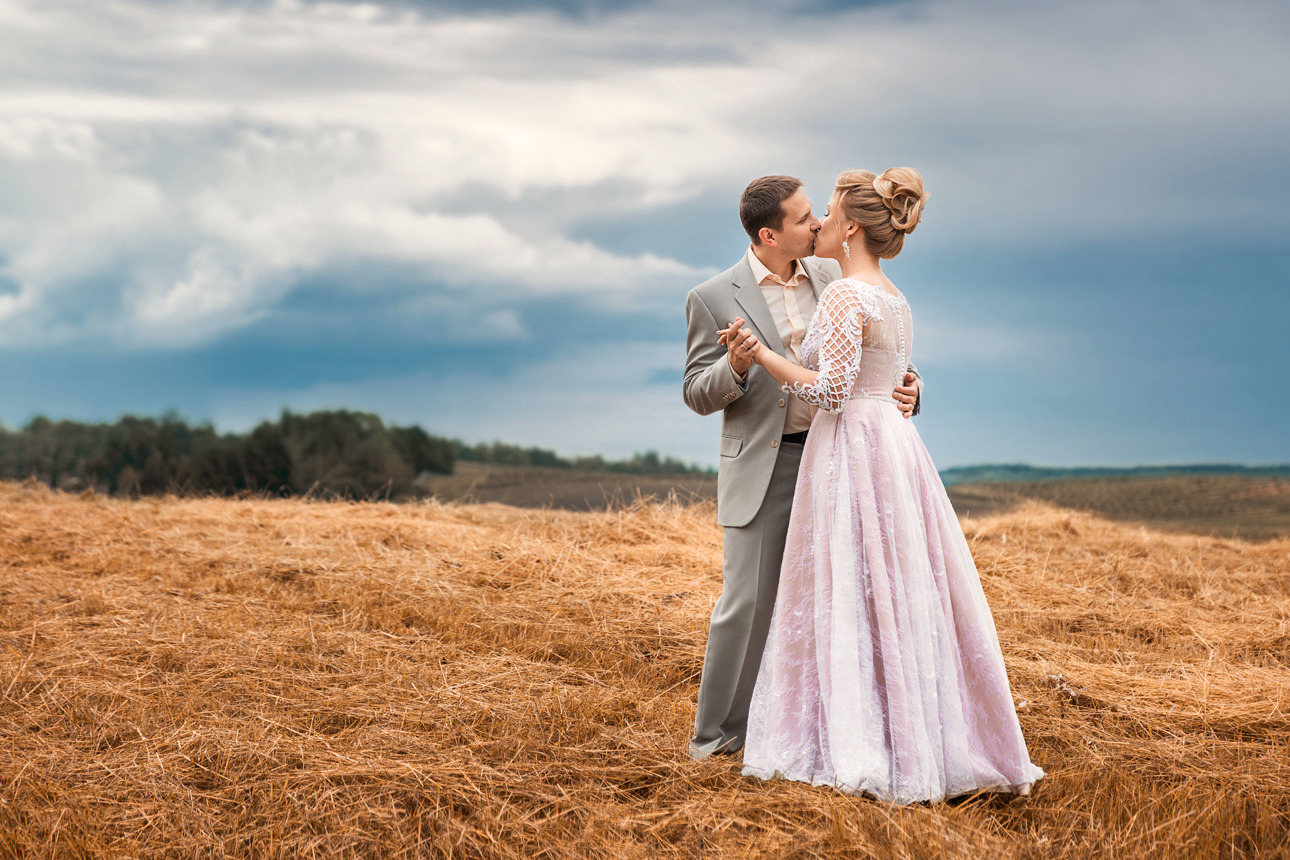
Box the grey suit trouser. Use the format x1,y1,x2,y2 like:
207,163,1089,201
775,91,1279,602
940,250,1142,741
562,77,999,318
690,440,803,758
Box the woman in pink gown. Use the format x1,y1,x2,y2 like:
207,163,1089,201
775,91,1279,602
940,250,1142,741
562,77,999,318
737,168,1044,803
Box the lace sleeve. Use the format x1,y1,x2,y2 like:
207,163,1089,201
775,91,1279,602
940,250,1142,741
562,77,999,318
784,281,883,413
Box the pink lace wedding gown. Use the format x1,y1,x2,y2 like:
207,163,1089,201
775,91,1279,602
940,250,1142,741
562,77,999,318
741,278,1044,803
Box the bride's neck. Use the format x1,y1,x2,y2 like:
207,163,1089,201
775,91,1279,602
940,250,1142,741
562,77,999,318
839,252,883,283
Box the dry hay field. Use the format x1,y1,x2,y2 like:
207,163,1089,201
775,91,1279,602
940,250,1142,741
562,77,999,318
1,480,1289,859
417,462,716,512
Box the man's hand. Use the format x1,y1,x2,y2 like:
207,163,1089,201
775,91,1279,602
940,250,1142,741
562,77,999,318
894,371,920,419
718,317,760,377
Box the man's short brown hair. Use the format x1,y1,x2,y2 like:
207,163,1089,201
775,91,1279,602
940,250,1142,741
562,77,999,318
739,175,803,245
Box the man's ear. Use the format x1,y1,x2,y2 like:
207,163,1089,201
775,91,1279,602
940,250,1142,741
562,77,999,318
759,227,777,247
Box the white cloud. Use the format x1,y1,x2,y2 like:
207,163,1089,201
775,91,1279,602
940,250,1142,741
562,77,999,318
0,107,713,346
0,0,1285,350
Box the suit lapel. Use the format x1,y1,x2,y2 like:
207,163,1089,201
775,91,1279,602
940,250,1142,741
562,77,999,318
731,257,786,357
804,256,836,304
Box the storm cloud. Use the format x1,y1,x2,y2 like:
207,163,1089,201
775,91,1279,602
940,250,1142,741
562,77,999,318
0,0,1286,466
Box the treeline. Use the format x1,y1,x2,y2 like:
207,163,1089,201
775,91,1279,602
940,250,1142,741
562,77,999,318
454,442,708,475
0,411,709,499
0,411,454,499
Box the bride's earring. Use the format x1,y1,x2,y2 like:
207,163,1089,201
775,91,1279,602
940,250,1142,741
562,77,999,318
842,239,851,260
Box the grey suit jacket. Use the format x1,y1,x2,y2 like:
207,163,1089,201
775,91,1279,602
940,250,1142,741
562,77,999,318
683,255,918,528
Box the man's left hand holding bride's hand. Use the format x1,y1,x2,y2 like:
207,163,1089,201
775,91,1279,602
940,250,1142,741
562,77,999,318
717,320,761,378
718,325,920,419
718,323,810,392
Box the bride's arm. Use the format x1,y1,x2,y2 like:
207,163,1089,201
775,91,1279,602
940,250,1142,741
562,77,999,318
752,348,817,390
750,283,875,413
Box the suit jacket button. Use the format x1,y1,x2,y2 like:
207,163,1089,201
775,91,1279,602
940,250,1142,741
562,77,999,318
771,440,779,449
778,399,786,407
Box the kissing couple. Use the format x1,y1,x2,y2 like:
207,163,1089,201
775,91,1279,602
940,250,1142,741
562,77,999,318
682,170,1044,803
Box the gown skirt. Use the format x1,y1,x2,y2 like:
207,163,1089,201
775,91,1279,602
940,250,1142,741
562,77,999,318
741,396,1045,803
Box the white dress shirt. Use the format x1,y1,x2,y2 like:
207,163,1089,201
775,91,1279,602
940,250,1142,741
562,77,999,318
742,246,818,434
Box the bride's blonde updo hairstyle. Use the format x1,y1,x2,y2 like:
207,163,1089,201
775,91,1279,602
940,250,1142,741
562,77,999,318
834,167,926,259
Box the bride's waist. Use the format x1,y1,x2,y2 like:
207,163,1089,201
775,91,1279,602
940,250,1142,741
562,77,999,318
845,357,901,404
846,388,898,405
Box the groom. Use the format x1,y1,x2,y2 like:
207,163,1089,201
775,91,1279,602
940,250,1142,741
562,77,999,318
682,175,922,759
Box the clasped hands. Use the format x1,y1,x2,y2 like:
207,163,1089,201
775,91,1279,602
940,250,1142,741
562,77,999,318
717,316,762,375
717,318,919,419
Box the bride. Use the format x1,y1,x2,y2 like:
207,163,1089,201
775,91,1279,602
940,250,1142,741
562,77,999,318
733,167,1044,803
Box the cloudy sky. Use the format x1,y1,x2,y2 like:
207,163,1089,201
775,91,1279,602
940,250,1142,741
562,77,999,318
0,0,1286,468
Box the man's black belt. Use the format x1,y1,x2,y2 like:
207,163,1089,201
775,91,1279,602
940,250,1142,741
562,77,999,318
781,431,809,445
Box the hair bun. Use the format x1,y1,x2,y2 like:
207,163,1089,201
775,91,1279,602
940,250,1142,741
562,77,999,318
872,167,925,234
833,166,925,259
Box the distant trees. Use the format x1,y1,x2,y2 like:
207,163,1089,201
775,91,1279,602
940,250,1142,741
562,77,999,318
0,410,454,499
386,425,457,477
453,441,709,475
0,410,709,499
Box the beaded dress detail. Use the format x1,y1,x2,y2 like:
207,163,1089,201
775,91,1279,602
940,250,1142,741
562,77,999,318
742,278,1044,803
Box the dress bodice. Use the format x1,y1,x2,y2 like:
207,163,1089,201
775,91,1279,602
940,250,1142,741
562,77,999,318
784,278,913,412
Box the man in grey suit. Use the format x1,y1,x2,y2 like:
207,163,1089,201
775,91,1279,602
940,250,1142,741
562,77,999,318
683,175,922,759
